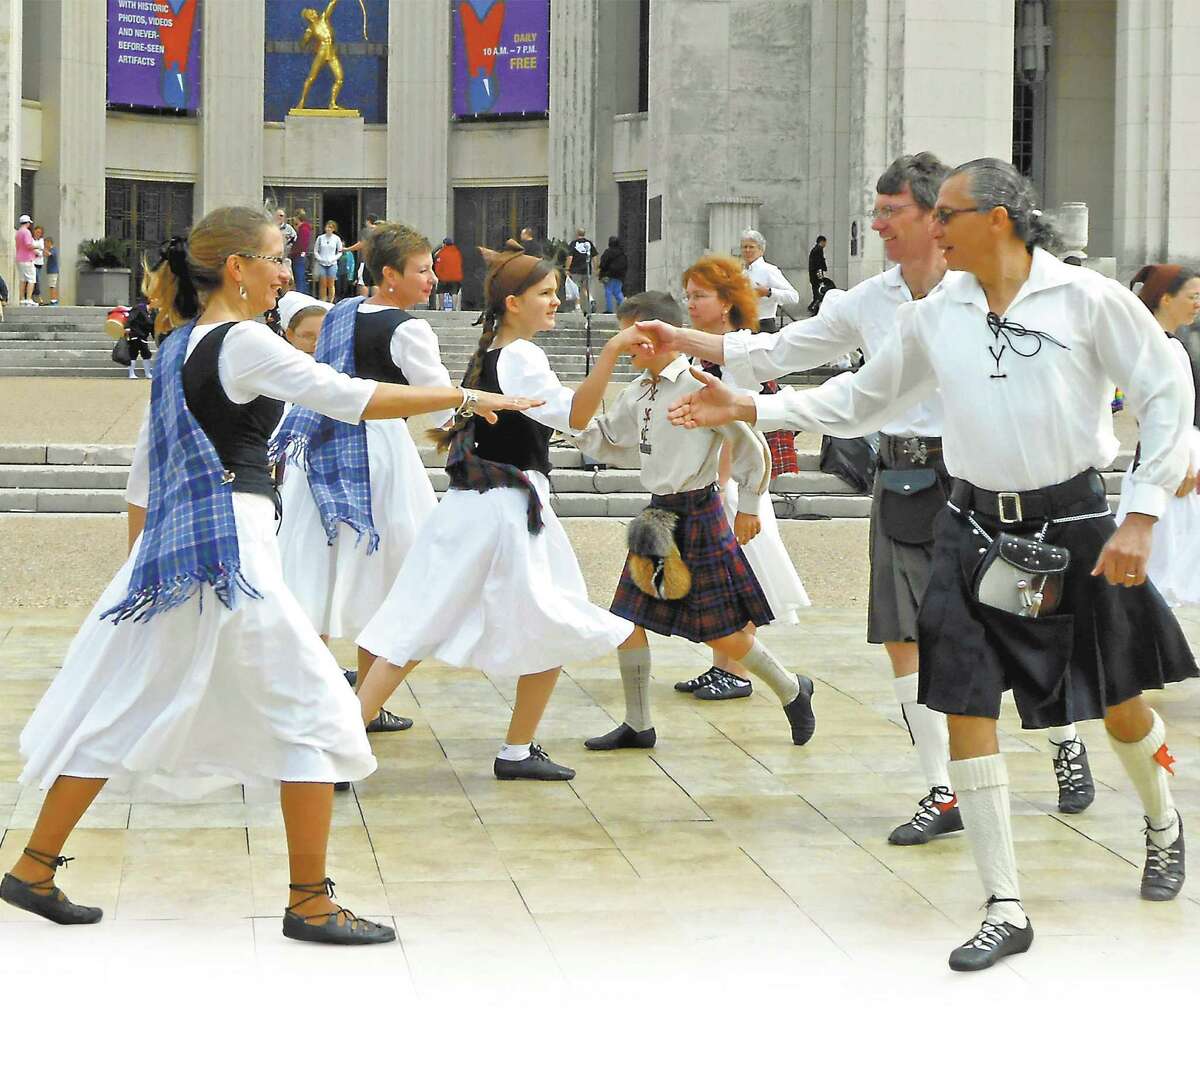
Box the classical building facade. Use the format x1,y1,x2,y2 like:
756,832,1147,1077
3,0,1197,305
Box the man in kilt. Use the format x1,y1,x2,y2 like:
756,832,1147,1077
573,292,817,751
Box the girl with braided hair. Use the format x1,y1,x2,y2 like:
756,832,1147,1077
357,243,645,781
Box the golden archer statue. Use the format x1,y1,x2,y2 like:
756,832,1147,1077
292,0,368,115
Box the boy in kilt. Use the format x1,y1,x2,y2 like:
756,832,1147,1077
574,292,817,751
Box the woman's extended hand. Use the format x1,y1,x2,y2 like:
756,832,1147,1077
667,368,755,429
472,391,545,424
733,512,761,545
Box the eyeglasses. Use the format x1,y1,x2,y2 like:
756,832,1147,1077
933,206,982,226
235,252,289,267
871,203,916,221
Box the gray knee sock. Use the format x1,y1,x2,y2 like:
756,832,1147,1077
738,640,801,704
619,646,653,732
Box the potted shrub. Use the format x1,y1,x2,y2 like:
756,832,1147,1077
77,238,135,306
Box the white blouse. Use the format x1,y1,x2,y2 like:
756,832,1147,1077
751,249,1194,520
725,263,945,438
358,303,454,428
494,338,578,436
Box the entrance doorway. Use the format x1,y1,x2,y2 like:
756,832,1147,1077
104,178,195,302
264,186,385,295
453,185,548,309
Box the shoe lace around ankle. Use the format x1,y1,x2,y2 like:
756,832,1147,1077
1051,739,1087,791
907,786,954,828
528,744,550,761
1143,817,1182,878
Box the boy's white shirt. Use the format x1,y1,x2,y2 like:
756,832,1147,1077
574,354,771,514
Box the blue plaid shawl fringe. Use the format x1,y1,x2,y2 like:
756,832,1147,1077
445,421,545,535
268,296,378,553
101,321,262,624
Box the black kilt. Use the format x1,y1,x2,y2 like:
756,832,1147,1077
610,485,774,642
917,475,1198,727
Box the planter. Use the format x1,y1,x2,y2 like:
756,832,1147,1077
76,266,131,307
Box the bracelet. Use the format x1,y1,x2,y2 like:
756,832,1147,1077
457,388,479,419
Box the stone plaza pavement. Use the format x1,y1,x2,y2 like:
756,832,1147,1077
2,603,1198,1000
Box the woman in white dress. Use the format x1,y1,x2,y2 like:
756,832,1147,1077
0,207,535,945
1116,263,1200,605
274,224,453,731
675,254,810,701
357,243,638,782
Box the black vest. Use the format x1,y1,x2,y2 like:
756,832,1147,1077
354,307,413,384
182,323,284,498
469,347,553,475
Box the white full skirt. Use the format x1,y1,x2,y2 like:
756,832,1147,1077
1116,454,1200,607
19,493,376,797
277,418,437,640
723,478,811,624
358,472,632,677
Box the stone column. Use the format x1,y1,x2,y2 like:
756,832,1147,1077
0,0,21,288
547,0,598,242
387,0,450,240
198,0,265,213
37,0,107,305
1113,0,1200,278
708,197,762,258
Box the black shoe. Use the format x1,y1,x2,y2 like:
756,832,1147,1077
674,666,719,694
493,744,576,781
585,723,657,750
282,878,396,945
0,849,103,925
343,669,357,687
784,675,816,745
1141,812,1185,901
948,898,1033,972
693,669,752,701
334,781,351,792
888,786,964,846
1051,737,1095,814
366,707,413,733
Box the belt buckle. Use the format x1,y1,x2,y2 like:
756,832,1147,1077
997,492,1023,524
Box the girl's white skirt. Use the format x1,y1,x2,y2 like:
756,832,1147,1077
19,493,376,798
277,418,437,640
723,478,811,624
1116,451,1200,607
358,472,632,677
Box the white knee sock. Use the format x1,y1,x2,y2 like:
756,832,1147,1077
1046,722,1078,750
738,640,800,704
619,646,653,732
1106,710,1179,847
893,673,952,796
947,754,1027,928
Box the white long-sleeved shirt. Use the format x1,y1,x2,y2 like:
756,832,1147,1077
125,322,379,506
574,355,771,515
358,303,454,428
751,248,1194,520
724,263,945,438
745,256,800,324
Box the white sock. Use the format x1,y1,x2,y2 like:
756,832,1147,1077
893,673,952,796
738,640,801,704
947,754,1027,928
497,743,531,762
1106,710,1179,847
619,646,653,732
1046,722,1078,751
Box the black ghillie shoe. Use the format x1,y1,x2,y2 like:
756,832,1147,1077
693,669,752,701
784,675,816,746
0,848,103,925
343,669,358,687
674,667,719,694
494,744,576,781
334,781,352,792
282,878,396,945
366,707,413,733
887,786,964,846
1051,737,1096,815
948,898,1033,972
584,723,657,750
1141,813,1185,902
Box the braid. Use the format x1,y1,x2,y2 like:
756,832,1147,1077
430,306,501,451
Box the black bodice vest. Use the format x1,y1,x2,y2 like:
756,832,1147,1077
182,323,284,498
468,348,553,475
353,307,414,384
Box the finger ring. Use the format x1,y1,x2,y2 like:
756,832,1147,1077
1125,573,1137,579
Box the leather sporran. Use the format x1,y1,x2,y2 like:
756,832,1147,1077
973,530,1069,618
626,508,692,600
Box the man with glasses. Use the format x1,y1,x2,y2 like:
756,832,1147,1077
628,153,1095,850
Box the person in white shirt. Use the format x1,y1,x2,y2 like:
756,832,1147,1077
646,154,1095,845
276,208,297,274
740,229,799,333
573,291,816,751
663,158,1195,972
314,220,343,304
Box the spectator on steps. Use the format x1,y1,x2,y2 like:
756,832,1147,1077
599,235,627,313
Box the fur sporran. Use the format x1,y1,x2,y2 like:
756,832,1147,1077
626,508,692,600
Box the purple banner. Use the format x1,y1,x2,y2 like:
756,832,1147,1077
452,0,549,118
106,0,202,112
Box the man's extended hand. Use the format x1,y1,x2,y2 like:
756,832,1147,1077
667,368,755,429
1092,512,1155,586
633,320,681,354
733,512,761,545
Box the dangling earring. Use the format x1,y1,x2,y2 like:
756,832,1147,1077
239,283,248,301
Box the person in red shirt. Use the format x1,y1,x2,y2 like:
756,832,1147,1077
293,210,314,295
431,237,464,310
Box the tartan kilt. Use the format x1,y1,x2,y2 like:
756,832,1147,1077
765,429,799,478
610,485,774,642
